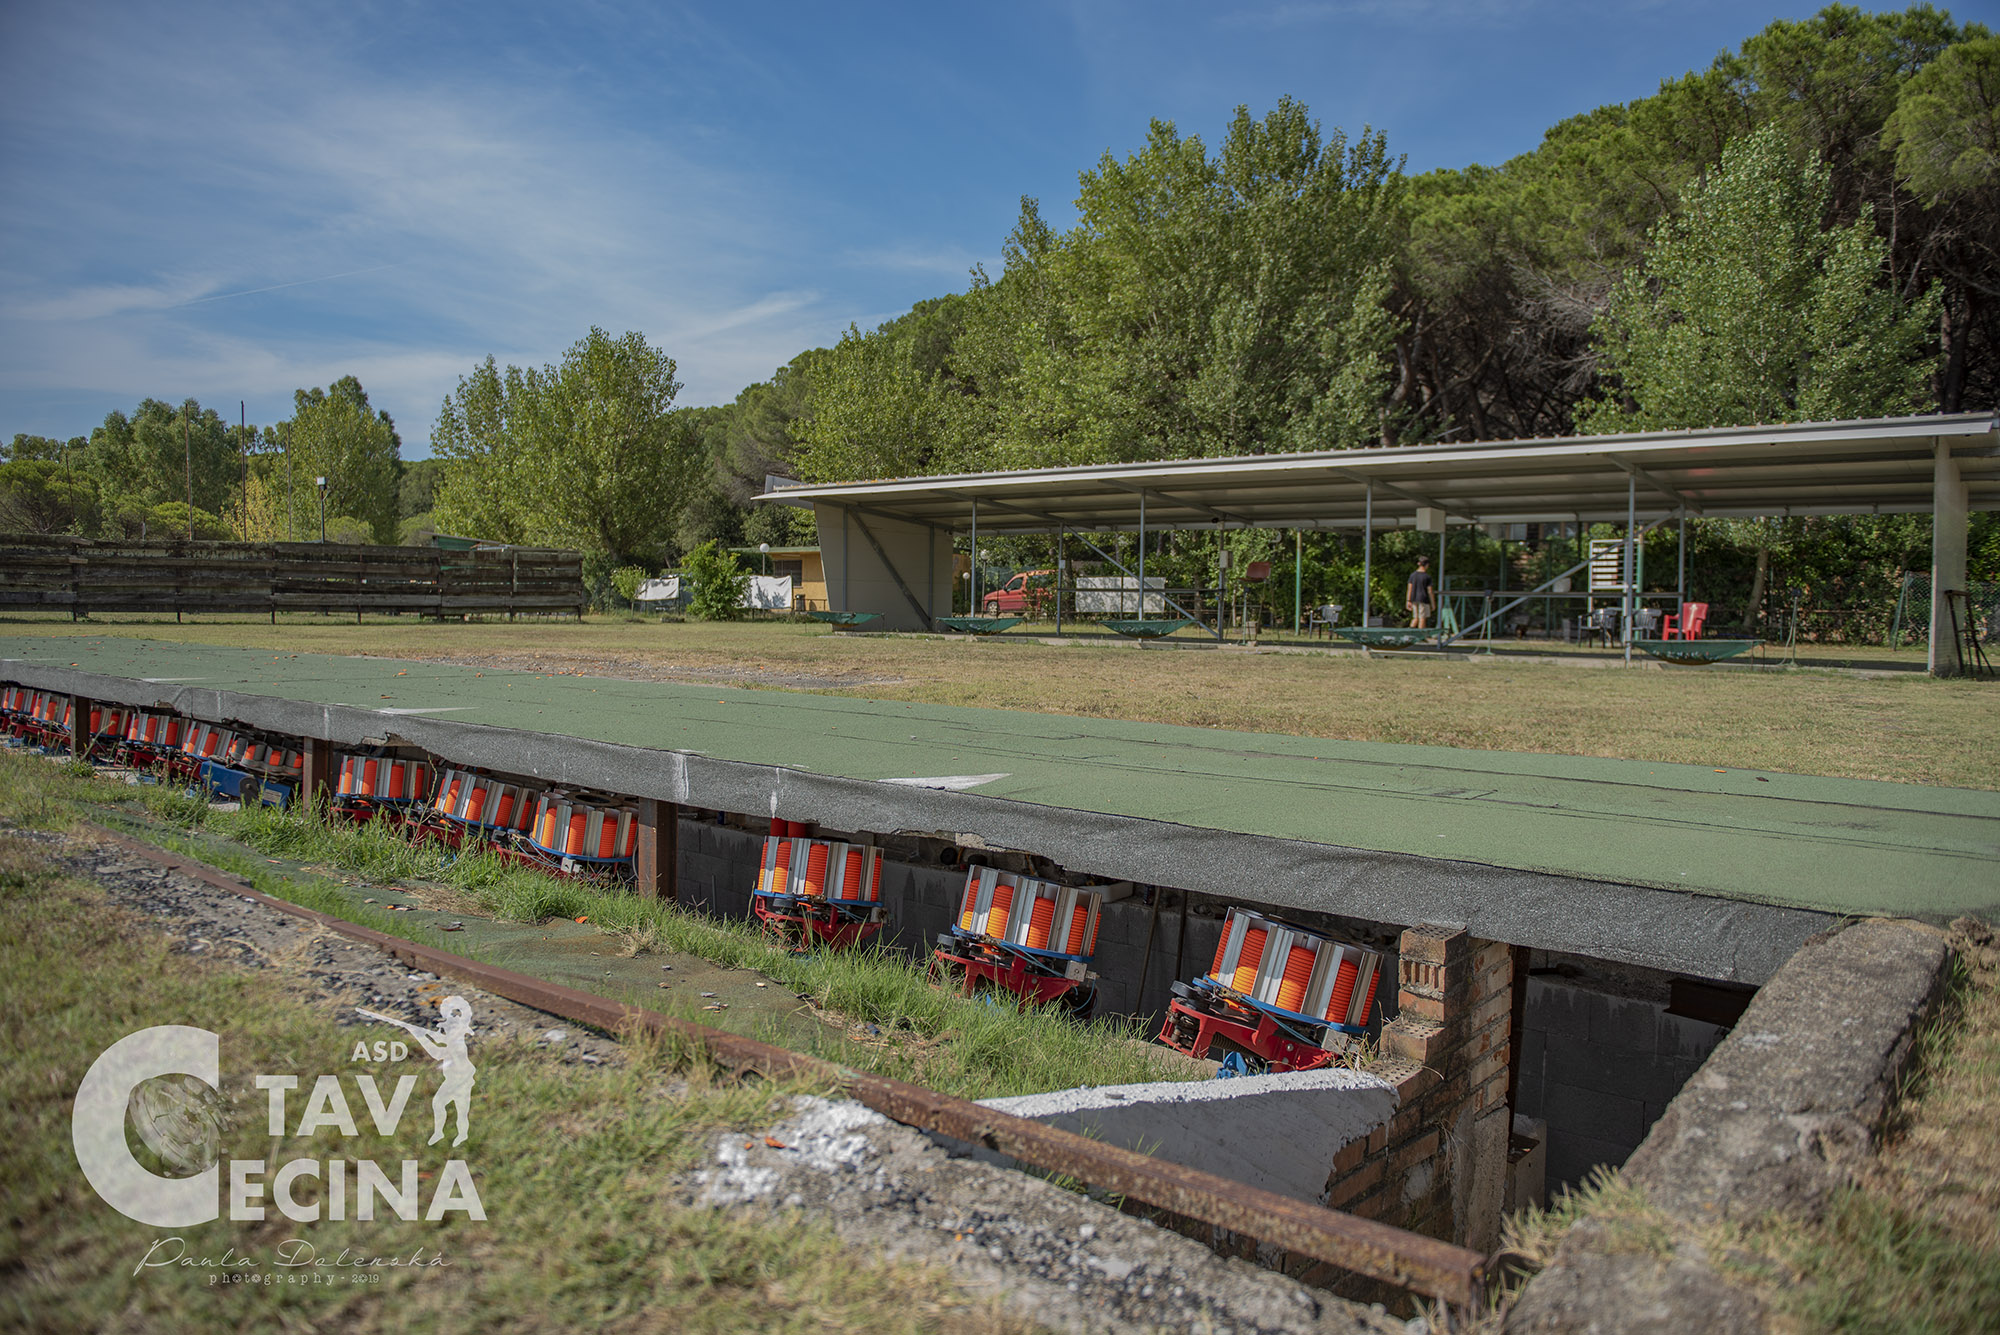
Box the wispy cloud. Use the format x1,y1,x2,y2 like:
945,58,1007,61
0,3,859,445
843,244,988,278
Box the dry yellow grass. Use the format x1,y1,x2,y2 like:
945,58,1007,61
9,615,1996,789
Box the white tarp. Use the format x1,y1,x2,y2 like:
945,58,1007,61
634,576,681,603
1075,575,1166,616
743,575,793,610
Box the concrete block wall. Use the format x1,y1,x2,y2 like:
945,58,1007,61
1313,925,1512,1255
1514,976,1728,1190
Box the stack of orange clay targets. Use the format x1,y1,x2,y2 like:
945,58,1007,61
116,710,184,771
4,690,126,756
433,768,537,839
931,865,1103,1013
333,753,433,809
527,791,639,868
1156,907,1383,1073
749,818,887,949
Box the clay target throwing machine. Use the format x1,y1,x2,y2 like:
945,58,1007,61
932,865,1102,1013
1158,908,1383,1072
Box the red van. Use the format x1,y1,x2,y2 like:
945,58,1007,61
980,569,1055,616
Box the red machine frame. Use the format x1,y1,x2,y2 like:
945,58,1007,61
1157,983,1339,1073
931,931,1094,1011
751,892,883,950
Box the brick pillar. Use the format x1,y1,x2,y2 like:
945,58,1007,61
68,694,93,761
302,737,334,812
634,798,678,901
1320,923,1514,1253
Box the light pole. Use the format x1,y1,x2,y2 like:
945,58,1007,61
315,476,329,543
758,541,770,575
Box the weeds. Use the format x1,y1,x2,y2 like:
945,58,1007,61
12,749,1192,1101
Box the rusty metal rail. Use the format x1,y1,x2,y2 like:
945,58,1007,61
81,820,1488,1306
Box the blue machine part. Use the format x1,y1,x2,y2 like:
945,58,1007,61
197,761,251,800
1214,1052,1257,1079
196,761,291,808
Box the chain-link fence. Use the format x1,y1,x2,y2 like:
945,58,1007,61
1887,575,2000,647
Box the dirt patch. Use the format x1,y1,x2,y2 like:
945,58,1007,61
415,649,905,691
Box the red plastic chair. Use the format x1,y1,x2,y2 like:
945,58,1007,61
1662,602,1709,640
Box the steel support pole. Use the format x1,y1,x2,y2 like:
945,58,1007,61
1931,438,1969,676
1294,530,1302,636
1055,527,1063,634
1362,481,1373,628
1137,491,1146,618
634,797,678,902
1624,475,1636,665
969,499,978,613
1677,511,1686,620
1437,526,1447,647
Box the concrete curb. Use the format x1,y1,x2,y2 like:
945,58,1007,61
1505,917,1954,1334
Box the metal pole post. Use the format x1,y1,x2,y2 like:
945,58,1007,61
970,499,978,613
184,411,193,539
1294,530,1302,636
1677,511,1686,621
1624,475,1636,665
1055,527,1063,634
1137,491,1146,618
1362,481,1373,628
1217,539,1227,639
240,401,248,539
1437,526,1447,647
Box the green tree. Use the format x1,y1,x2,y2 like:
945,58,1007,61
795,99,1405,482
680,540,748,620
1883,34,2000,409
1580,125,1939,433
0,460,99,534
4,434,80,463
81,399,236,527
397,458,447,519
433,329,701,566
793,315,978,481
281,377,401,544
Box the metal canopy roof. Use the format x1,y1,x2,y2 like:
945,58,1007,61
758,412,1999,535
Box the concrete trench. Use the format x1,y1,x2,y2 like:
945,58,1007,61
4,655,1957,1308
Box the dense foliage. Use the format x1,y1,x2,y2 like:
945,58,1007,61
1,379,413,545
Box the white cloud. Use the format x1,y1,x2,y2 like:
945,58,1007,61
0,4,866,441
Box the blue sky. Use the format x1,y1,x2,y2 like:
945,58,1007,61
1,0,1963,456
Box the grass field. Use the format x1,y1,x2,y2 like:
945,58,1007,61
0,786,1029,1332
7,615,1994,789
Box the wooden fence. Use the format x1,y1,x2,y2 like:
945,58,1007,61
0,535,586,619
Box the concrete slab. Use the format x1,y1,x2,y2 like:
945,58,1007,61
981,1066,1400,1206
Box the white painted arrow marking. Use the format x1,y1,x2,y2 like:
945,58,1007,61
879,773,1009,791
